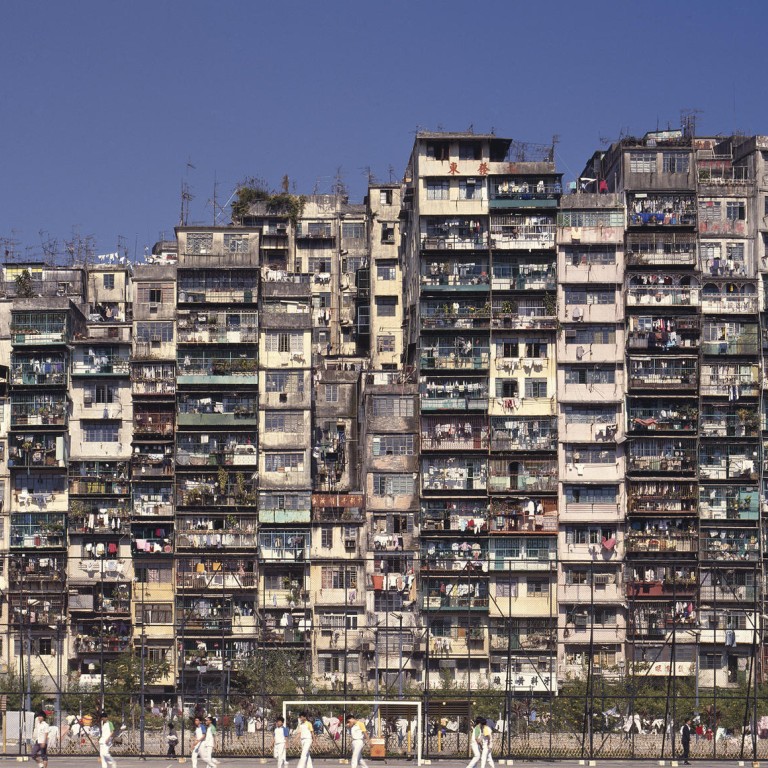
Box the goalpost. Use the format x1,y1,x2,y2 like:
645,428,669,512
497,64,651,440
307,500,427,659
283,700,423,765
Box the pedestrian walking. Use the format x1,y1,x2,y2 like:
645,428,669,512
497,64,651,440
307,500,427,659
167,724,179,757
479,718,493,768
274,717,289,768
346,715,370,768
98,712,117,768
466,718,483,768
200,716,220,768
296,713,314,768
31,711,49,768
191,717,206,768
681,716,692,765
234,713,244,739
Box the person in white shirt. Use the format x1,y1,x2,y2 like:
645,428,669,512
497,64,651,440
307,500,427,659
191,717,206,768
478,718,494,768
200,716,219,768
273,716,289,768
296,713,314,768
98,712,117,768
346,715,370,768
31,711,49,768
466,718,483,768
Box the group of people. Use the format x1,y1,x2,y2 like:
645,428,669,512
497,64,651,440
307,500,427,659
33,711,117,768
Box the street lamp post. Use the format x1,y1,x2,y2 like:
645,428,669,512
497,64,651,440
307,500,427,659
392,613,404,698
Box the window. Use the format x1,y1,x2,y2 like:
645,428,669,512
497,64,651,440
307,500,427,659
308,256,332,273
380,189,393,206
564,366,616,385
376,297,398,316
372,434,414,456
265,332,303,354
558,211,623,227
524,340,548,358
135,565,172,583
266,372,304,395
594,608,617,626
459,179,482,200
459,142,481,160
565,569,589,585
377,335,396,353
495,379,519,398
341,222,365,241
223,233,249,253
662,152,690,173
524,379,547,398
136,603,173,624
372,396,414,417
426,179,450,200
264,453,304,472
89,384,117,405
565,485,617,504
527,579,548,596
699,200,721,222
564,288,614,305
566,247,616,266
342,256,365,273
324,384,339,403
83,422,119,443
701,653,723,671
187,233,213,254
565,445,616,464
264,412,303,433
102,273,115,290
136,322,173,343
629,153,655,173
321,527,333,549
381,224,395,243
321,566,357,590
376,261,397,281
726,201,746,221
426,141,449,161
496,579,519,598
372,474,415,496
566,325,616,345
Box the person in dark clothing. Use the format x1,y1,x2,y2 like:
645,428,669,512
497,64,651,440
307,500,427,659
681,717,692,764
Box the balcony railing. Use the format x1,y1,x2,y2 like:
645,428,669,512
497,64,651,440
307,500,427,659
71,355,130,376
491,225,556,249
626,285,699,307
419,351,490,371
488,474,557,493
625,532,697,553
701,337,759,356
421,233,489,251
11,357,67,386
627,447,697,474
421,595,489,610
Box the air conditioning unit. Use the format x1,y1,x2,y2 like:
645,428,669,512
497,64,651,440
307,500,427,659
594,573,613,586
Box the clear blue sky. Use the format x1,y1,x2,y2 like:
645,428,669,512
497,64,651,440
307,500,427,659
1,0,766,258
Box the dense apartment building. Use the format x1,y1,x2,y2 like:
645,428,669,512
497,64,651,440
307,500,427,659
0,127,767,699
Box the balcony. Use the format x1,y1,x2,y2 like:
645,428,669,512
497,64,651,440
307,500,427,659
490,215,556,250
628,357,697,391
10,395,67,428
419,262,489,291
10,312,69,346
488,459,557,493
177,436,258,468
176,561,257,591
131,448,173,478
699,486,759,521
132,340,175,360
177,350,258,384
176,475,258,509
261,270,312,298
490,417,557,452
10,513,66,548
421,542,489,573
73,635,132,655
68,501,128,534
8,434,65,469
701,290,758,315
421,416,488,451
131,523,173,555
701,331,759,356
701,364,759,398
420,378,489,412
134,412,174,438
627,440,697,475
258,530,309,561
132,485,174,517
700,408,760,439
490,179,561,207
177,271,258,304
700,530,759,561
71,351,130,376
178,236,259,267
422,457,487,492
177,528,257,550
627,403,698,434
628,194,697,227
69,557,130,581
559,502,621,524
626,317,700,352
626,279,699,308
68,462,130,496
420,304,491,331
419,339,490,371
625,530,698,554
626,569,697,598
178,394,258,426
699,447,758,481
626,233,697,266
177,310,259,343
11,354,67,386
491,263,556,291
697,162,752,188
421,233,489,251
628,604,698,639
131,364,176,397
421,594,489,611
12,481,67,513
628,480,698,515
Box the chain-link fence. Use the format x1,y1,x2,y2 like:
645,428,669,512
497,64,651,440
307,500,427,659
4,686,768,761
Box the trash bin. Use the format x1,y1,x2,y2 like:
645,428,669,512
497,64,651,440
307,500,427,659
370,737,386,760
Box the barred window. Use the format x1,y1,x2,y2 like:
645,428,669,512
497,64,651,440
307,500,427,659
265,332,303,353
375,297,398,317
136,322,174,342
564,485,617,503
264,453,304,472
377,335,396,352
376,261,397,280
264,412,303,433
341,222,366,240
83,422,119,443
372,435,414,456
266,372,304,394
565,445,616,464
372,396,414,417
321,566,357,590
186,233,213,254
223,234,249,253
726,201,746,221
524,379,547,398
426,179,450,200
136,603,173,624
558,210,623,227
662,152,689,173
564,366,616,385
629,153,655,173
372,474,415,496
